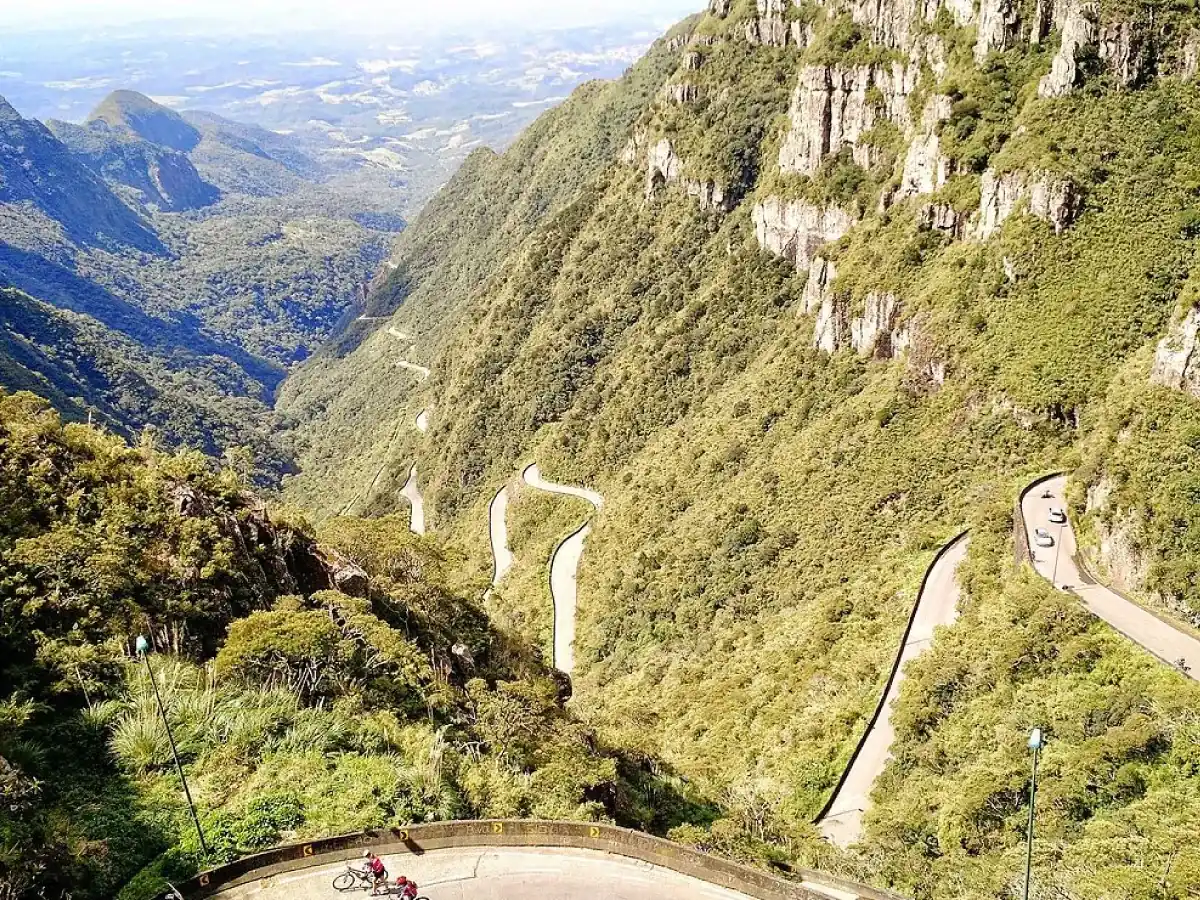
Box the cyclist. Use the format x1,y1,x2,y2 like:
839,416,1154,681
363,850,388,896
396,875,420,900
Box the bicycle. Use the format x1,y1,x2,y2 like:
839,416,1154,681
332,864,429,898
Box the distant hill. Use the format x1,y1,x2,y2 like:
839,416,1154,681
87,89,201,152
47,117,220,213
0,96,163,253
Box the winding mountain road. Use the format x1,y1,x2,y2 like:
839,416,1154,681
488,485,514,587
1023,475,1200,681
416,409,430,434
400,464,426,535
520,464,603,674
210,847,753,900
817,533,969,848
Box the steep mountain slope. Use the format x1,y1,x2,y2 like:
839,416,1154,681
0,91,392,475
280,1,1200,897
89,89,202,152
0,390,615,900
0,97,162,253
47,117,220,213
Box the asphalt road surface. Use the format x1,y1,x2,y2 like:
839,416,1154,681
209,847,757,900
818,534,969,847
1022,475,1199,681
401,464,426,536
520,464,603,674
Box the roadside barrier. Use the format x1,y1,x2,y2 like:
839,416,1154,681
181,819,906,900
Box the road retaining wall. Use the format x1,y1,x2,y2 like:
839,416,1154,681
181,820,905,900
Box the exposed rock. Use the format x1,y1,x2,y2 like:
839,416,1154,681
709,0,731,16
746,0,789,46
687,180,734,212
803,257,837,314
1098,21,1146,86
620,127,647,166
642,137,732,211
850,291,902,356
973,168,1080,238
169,483,369,600
689,33,721,46
813,292,849,353
1184,30,1200,79
646,138,684,196
683,51,705,70
1028,174,1080,232
1151,306,1200,398
753,197,857,271
778,63,919,176
1038,0,1098,97
974,169,1026,238
914,34,949,77
1029,0,1051,44
896,97,952,200
666,35,688,52
920,201,963,238
792,20,817,47
664,83,701,104
975,0,1021,60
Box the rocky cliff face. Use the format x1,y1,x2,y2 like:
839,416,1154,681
1151,306,1200,398
973,169,1080,239
778,62,919,175
752,197,856,271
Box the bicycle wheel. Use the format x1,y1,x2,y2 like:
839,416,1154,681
332,873,356,891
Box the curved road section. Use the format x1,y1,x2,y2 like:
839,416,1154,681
818,534,969,848
1022,475,1200,681
401,464,426,535
211,847,751,900
488,485,514,587
520,464,603,674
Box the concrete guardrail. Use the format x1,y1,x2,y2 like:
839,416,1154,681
181,820,907,900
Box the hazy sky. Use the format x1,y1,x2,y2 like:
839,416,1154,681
1,0,701,33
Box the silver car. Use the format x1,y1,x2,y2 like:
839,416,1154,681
1048,507,1067,525
1034,528,1055,548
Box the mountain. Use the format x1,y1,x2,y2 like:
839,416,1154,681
0,96,163,253
88,89,202,152
278,2,1200,897
47,117,220,213
0,90,394,477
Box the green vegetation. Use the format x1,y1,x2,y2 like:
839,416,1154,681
0,392,621,900
278,5,1200,898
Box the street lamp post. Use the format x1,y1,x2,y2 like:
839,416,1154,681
135,635,209,856
1023,727,1044,900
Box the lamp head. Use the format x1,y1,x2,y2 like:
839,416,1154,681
1028,727,1043,750
135,635,150,656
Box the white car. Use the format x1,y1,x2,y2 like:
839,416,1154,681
1048,507,1067,525
1034,528,1055,548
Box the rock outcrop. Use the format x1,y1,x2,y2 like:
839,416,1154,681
745,0,790,46
1038,0,1098,97
778,62,919,175
921,202,963,238
710,0,731,16
842,0,969,52
896,97,952,200
973,168,1080,238
1098,21,1147,86
753,198,856,271
850,291,903,357
641,137,733,212
664,83,702,104
975,0,1021,60
1151,306,1200,398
